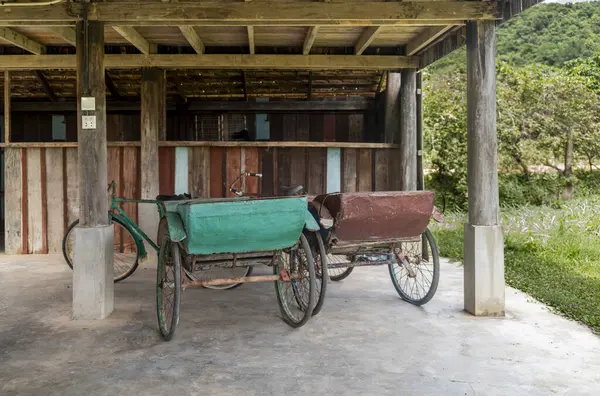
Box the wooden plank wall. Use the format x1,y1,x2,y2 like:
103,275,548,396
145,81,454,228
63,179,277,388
158,146,397,198
4,146,140,255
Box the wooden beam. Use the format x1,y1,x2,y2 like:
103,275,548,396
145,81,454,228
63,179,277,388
35,71,57,102
0,28,46,54
0,3,79,26
179,26,205,54
104,71,121,99
247,26,255,55
86,2,499,26
4,99,371,113
406,25,455,56
0,54,419,70
4,70,10,143
112,26,155,54
52,27,77,46
355,26,382,55
303,26,319,55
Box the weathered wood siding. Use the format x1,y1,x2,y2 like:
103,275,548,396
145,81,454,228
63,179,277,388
3,146,140,254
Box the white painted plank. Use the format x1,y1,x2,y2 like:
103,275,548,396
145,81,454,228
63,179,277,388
4,148,22,254
174,147,189,194
65,148,79,226
27,148,43,254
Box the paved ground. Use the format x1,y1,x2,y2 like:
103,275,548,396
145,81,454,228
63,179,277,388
1,255,599,396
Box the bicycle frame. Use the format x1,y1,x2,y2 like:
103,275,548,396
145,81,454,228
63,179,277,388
108,181,163,257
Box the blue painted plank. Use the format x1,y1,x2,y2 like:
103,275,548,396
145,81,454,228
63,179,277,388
326,148,341,193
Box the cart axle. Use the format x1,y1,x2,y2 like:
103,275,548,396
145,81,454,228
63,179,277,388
183,273,298,288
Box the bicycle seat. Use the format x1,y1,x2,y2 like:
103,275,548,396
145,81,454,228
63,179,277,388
156,193,191,201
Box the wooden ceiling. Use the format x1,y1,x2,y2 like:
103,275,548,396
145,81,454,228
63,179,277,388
0,0,500,100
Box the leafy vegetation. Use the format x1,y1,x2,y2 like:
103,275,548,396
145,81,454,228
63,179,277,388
423,2,600,331
430,198,600,333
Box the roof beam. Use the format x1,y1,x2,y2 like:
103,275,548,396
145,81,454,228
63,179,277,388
0,54,419,71
112,26,155,54
35,71,57,102
179,26,205,54
52,27,76,46
104,71,121,99
303,26,319,55
0,28,46,54
86,2,498,26
354,26,382,55
406,25,455,56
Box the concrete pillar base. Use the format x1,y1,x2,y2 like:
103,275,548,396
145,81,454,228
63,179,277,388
463,224,505,316
138,203,159,252
72,225,114,320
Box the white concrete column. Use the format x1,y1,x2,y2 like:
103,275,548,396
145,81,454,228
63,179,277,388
400,69,417,191
73,20,114,319
464,20,504,316
139,68,166,248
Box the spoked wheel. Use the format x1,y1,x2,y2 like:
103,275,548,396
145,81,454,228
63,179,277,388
388,228,440,306
327,254,354,281
184,266,253,290
62,217,140,283
305,231,328,316
156,235,181,341
273,234,316,327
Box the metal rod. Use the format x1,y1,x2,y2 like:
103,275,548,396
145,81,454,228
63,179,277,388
328,259,397,269
183,274,286,288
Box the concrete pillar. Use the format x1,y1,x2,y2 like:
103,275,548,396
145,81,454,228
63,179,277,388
73,20,114,319
139,68,166,247
464,20,504,316
383,72,401,144
400,69,417,191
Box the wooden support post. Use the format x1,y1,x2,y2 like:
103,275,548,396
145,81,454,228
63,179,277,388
384,72,400,144
400,69,417,191
464,20,504,317
4,70,10,143
73,20,113,320
139,68,166,245
35,71,57,102
416,71,424,191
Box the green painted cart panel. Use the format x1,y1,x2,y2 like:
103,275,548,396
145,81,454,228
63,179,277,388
172,196,308,255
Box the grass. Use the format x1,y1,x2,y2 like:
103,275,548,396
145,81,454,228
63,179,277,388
431,198,600,333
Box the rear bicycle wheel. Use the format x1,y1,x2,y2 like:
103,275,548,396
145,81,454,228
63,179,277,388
305,231,327,316
327,255,354,281
388,228,440,306
274,234,316,328
156,236,181,341
62,217,140,283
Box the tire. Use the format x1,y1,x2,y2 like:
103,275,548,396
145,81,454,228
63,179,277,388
328,255,354,282
156,236,181,341
388,228,440,306
62,217,140,283
274,234,316,328
305,230,327,316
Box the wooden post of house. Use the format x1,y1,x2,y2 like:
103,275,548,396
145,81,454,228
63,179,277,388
139,68,166,246
464,20,504,316
72,20,114,320
416,71,424,191
384,72,401,144
400,69,417,191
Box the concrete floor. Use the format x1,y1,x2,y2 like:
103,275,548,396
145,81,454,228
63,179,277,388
1,255,599,396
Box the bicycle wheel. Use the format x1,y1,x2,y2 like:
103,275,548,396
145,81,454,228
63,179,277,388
62,217,140,283
305,230,327,316
327,254,354,281
388,228,440,306
156,236,181,341
274,234,316,328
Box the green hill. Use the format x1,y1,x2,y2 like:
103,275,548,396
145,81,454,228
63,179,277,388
430,2,600,70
